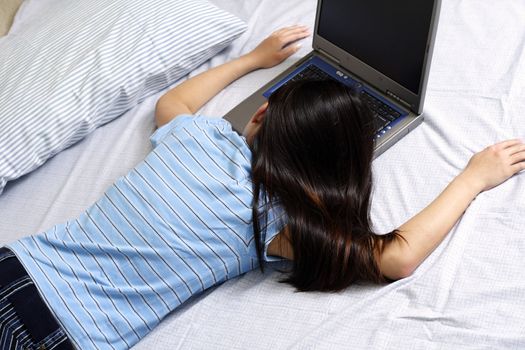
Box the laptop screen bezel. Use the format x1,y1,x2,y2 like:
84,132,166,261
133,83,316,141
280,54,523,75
312,0,441,114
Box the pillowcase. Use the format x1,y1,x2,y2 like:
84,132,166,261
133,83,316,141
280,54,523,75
0,0,246,194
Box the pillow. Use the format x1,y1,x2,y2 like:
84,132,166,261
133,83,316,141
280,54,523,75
0,0,246,194
0,0,23,36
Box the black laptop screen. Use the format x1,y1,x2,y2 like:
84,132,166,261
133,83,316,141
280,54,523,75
318,0,434,94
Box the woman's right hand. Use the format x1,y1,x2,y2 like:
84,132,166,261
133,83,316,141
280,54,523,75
460,139,525,193
244,25,310,69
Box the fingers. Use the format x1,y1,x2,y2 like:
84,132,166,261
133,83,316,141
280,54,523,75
502,139,525,172
493,139,525,166
281,27,310,38
272,25,310,47
510,160,525,174
281,31,310,46
493,138,522,150
510,148,525,165
250,25,309,69
279,42,302,59
273,25,309,36
505,143,525,156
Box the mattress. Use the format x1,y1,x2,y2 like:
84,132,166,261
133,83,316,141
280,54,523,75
2,0,525,348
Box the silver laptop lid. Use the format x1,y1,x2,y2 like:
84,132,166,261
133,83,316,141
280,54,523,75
313,0,441,114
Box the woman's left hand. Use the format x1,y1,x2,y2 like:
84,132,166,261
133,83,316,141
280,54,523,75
245,25,310,69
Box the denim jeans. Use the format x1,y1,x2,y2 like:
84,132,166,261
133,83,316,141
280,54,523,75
0,247,74,350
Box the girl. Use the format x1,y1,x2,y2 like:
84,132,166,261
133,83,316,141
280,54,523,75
2,26,525,350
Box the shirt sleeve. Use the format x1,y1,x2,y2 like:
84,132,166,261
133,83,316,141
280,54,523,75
150,114,194,148
262,204,287,262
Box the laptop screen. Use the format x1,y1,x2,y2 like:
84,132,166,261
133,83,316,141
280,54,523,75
318,0,435,94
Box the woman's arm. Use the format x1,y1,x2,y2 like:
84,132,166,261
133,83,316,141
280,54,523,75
155,25,310,127
379,139,525,280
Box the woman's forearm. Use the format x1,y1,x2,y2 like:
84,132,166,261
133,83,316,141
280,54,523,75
155,25,309,127
379,173,481,280
379,139,525,280
155,55,259,127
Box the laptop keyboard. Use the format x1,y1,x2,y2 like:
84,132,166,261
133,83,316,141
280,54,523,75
279,64,402,134
360,90,401,134
285,64,329,83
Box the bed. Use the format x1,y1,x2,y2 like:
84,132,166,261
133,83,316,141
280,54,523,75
1,0,525,348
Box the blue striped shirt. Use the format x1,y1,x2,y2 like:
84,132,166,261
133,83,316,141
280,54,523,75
8,115,285,350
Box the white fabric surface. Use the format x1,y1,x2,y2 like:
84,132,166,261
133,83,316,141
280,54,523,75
1,0,525,349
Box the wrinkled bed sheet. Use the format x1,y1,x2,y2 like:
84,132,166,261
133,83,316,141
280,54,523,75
1,0,525,348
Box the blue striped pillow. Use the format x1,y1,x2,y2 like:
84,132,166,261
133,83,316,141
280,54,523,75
0,0,246,194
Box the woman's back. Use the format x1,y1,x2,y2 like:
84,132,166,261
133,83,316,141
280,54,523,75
8,115,284,350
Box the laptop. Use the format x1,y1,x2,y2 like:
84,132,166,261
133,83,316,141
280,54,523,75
224,0,441,158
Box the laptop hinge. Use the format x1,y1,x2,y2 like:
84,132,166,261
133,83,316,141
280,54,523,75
386,90,412,109
317,48,341,66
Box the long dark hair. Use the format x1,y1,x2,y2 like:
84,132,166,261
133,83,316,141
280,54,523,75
251,79,400,292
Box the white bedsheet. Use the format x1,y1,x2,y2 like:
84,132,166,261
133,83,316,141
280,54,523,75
2,0,525,348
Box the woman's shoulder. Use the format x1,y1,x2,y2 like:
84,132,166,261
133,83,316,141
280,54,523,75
150,114,252,184
152,115,246,147
186,116,251,164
